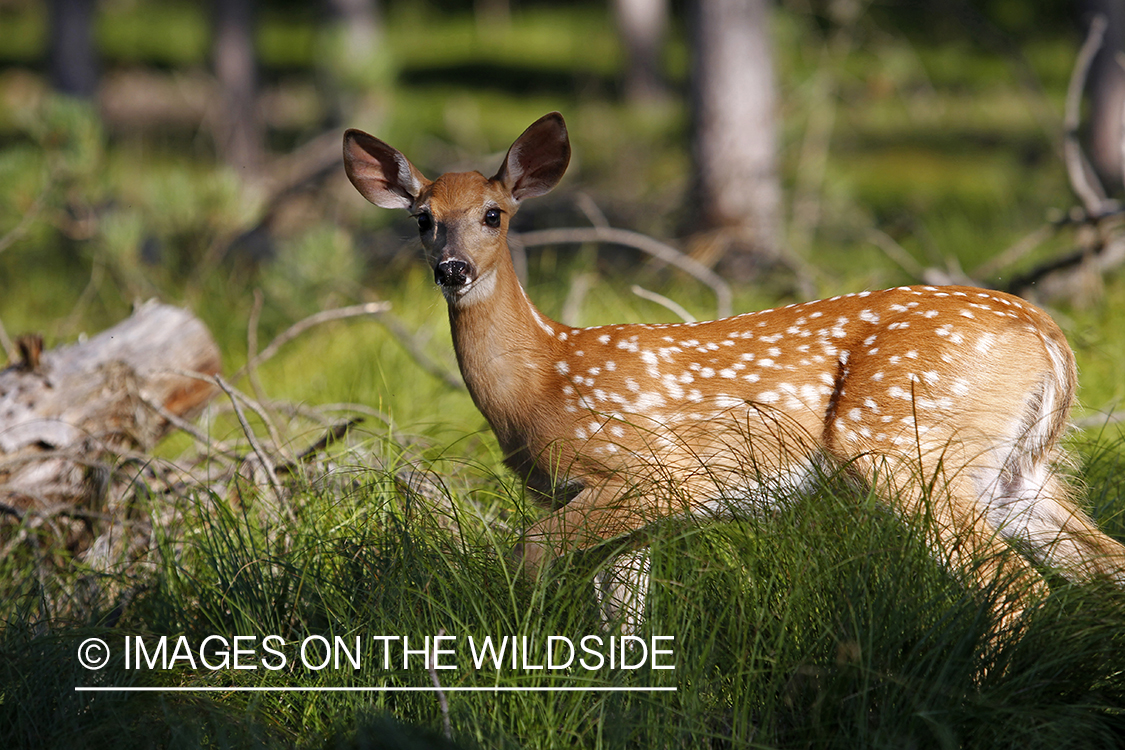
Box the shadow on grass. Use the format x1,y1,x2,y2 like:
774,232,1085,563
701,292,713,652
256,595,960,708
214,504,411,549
3,433,1125,749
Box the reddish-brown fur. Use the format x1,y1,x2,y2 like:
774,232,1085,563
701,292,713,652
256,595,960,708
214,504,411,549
344,112,1125,632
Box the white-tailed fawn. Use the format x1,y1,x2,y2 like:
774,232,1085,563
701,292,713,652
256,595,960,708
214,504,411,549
344,112,1125,634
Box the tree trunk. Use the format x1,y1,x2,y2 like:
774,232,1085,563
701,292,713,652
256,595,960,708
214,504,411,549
48,0,99,99
614,0,670,104
0,301,221,514
213,0,264,173
689,0,782,277
1083,0,1125,194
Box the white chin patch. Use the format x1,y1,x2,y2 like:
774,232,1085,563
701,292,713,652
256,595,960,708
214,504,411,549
448,270,496,305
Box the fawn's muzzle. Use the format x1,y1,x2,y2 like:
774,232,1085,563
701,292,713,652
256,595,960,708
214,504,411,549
435,258,472,288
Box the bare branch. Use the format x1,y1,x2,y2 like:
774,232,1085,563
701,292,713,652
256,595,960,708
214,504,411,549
630,285,696,323
0,314,14,366
974,224,1056,279
561,272,595,327
574,192,610,228
232,301,465,392
866,228,926,278
517,226,734,318
1065,14,1111,216
213,375,289,520
0,184,50,256
246,288,268,406
139,395,227,451
234,302,391,380
374,310,466,391
428,627,453,741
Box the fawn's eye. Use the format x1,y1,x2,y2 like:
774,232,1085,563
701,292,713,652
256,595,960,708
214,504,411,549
484,208,502,228
415,211,433,233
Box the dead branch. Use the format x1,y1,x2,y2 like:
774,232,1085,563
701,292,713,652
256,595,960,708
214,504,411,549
630,285,696,323
235,301,391,379
246,288,269,406
214,375,290,522
974,224,1056,279
374,310,466,391
561,272,595,327
1065,14,1113,217
0,183,50,257
866,228,926,278
517,226,734,318
428,626,453,741
0,300,221,512
0,314,12,365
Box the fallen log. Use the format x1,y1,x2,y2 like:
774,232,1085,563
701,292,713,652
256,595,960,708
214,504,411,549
0,300,221,515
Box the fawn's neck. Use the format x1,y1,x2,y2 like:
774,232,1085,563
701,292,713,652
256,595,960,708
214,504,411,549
446,258,563,450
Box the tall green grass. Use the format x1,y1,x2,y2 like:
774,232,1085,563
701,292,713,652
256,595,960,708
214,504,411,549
4,429,1124,749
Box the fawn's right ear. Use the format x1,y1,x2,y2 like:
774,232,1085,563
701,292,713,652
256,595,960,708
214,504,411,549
343,129,428,210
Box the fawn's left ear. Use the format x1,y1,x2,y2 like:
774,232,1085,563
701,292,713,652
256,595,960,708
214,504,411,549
343,129,429,210
493,112,571,203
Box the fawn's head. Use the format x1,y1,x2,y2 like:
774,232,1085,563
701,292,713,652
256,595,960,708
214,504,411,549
344,112,571,304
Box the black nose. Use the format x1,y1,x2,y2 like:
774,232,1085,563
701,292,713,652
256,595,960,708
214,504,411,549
435,259,471,288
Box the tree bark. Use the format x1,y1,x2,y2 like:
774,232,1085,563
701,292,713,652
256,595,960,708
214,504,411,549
1082,1,1125,194
48,0,100,99
689,0,782,276
614,0,670,104
213,0,264,173
0,301,221,513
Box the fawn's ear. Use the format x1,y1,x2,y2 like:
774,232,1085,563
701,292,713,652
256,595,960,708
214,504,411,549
343,129,428,210
493,112,571,203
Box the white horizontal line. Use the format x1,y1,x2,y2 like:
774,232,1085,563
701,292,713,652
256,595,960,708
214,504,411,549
75,686,676,693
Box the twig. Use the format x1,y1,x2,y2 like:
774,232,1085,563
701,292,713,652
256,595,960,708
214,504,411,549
561,272,595,327
0,184,49,256
246,289,269,406
1064,14,1111,216
213,375,289,520
866,228,926,278
575,192,610,228
375,311,466,391
974,224,1056,279
228,385,291,463
0,314,14,366
233,302,391,380
630,285,696,323
517,226,733,318
292,418,364,464
231,301,465,391
137,395,238,464
428,627,453,742
1002,235,1125,296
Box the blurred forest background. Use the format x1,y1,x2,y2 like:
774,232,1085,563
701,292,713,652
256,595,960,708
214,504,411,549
6,3,1125,747
2,0,1125,422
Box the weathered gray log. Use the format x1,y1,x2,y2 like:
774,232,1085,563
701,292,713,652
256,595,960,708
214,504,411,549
0,300,221,514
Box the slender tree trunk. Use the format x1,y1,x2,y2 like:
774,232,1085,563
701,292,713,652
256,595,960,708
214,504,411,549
689,0,782,277
213,0,264,174
48,0,99,99
614,0,669,104
1083,1,1125,193
324,0,381,64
